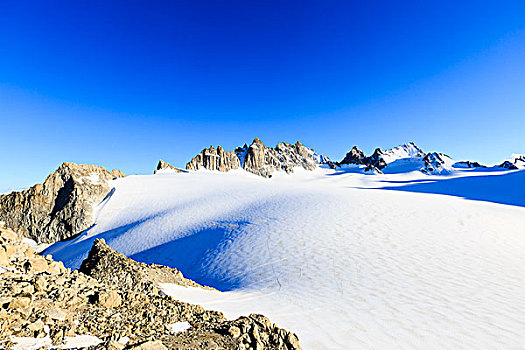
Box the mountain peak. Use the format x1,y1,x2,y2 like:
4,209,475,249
186,138,317,177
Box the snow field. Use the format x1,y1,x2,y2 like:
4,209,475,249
46,168,525,349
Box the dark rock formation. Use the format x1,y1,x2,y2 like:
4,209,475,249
367,148,388,170
337,146,387,170
421,152,451,174
0,163,125,244
339,146,367,165
499,161,518,170
499,155,525,170
186,138,318,178
79,239,210,294
154,160,184,174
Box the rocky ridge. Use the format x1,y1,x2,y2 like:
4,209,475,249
79,239,213,295
421,152,454,174
335,142,492,174
186,138,318,178
154,160,184,174
0,224,302,350
0,163,125,244
499,154,525,170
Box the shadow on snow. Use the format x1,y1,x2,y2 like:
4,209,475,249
378,170,525,208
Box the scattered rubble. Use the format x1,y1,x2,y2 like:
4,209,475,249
0,224,302,350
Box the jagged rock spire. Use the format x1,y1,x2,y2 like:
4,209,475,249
186,138,318,177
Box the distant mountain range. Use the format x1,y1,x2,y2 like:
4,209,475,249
157,138,524,177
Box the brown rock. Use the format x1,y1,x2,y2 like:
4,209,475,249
0,228,18,242
27,319,45,331
47,260,65,274
28,257,48,273
0,246,8,266
0,162,125,243
154,160,184,174
97,290,122,308
8,296,32,310
127,340,168,350
46,307,67,321
186,138,318,178
186,145,241,172
228,326,241,338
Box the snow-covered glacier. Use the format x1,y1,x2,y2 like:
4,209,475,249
46,166,525,349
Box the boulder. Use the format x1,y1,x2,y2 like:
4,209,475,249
46,308,68,321
8,296,32,310
96,290,122,308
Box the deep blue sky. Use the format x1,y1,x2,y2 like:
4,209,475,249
1,1,525,191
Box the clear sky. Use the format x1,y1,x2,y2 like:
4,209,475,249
1,1,525,192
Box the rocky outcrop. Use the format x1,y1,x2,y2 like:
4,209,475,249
0,225,302,350
366,148,388,170
186,145,241,172
79,239,211,295
0,163,125,244
339,146,367,165
499,155,525,170
337,146,387,170
241,138,317,177
421,152,453,174
186,138,318,178
154,160,184,174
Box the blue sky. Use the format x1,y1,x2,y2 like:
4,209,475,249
1,1,525,191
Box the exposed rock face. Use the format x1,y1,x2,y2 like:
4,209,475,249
154,160,184,174
366,148,388,170
339,146,367,165
337,146,387,170
421,152,453,174
338,143,434,173
311,153,336,168
499,155,525,170
79,239,211,294
0,225,302,350
242,138,317,177
0,163,125,244
186,145,241,172
186,138,318,178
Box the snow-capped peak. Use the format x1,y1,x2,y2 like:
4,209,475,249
380,142,426,164
421,152,454,174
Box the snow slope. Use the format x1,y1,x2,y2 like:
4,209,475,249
45,168,525,349
379,142,426,164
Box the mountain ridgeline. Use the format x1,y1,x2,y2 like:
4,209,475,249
185,137,318,178
179,139,518,176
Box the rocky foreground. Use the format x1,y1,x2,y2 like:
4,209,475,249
0,225,302,350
